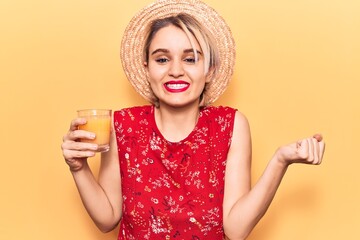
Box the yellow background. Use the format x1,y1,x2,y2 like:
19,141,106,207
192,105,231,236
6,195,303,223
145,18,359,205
1,0,359,239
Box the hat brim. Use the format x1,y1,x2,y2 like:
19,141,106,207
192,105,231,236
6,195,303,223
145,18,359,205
120,0,236,105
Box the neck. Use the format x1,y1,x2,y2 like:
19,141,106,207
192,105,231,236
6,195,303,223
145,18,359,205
154,103,200,142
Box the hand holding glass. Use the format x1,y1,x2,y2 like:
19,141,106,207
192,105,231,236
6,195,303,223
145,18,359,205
77,109,112,152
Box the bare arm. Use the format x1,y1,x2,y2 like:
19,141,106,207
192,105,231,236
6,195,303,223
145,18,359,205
223,112,325,240
62,118,122,232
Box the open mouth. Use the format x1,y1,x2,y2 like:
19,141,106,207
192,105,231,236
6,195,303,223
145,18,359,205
164,81,190,93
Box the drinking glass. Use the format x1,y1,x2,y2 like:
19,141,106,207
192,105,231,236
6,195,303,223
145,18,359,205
77,109,112,152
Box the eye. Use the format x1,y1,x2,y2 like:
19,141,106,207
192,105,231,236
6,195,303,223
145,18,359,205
155,58,169,64
184,57,196,63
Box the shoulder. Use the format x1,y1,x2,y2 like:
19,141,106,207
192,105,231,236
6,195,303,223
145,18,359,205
113,105,154,135
201,105,249,128
114,105,153,118
233,111,249,130
200,105,237,121
202,105,237,114
231,111,251,150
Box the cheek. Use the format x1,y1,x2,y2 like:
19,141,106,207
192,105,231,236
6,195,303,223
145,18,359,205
147,64,167,82
147,68,167,95
188,68,207,84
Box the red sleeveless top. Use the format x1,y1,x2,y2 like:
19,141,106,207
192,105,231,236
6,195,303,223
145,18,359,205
114,105,236,240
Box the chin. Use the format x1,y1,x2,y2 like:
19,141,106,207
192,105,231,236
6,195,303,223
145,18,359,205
161,99,201,108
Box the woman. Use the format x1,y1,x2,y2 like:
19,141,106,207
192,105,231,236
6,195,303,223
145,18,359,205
62,0,325,239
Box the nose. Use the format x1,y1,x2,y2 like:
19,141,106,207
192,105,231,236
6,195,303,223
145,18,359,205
168,59,184,78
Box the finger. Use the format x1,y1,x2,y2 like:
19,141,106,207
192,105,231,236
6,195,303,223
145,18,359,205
318,141,325,164
311,138,320,164
313,133,323,142
306,138,315,164
62,141,98,152
63,149,96,159
64,129,96,142
69,118,87,131
297,139,309,160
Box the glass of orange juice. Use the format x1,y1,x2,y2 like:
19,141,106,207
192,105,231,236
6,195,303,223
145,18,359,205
77,109,112,152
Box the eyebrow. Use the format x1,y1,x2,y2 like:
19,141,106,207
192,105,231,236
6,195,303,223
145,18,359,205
151,48,202,55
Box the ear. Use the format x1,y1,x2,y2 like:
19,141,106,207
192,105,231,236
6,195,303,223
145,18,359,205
205,66,215,83
144,61,150,79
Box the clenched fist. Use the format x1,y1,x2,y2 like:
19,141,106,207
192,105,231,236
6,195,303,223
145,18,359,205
275,134,325,166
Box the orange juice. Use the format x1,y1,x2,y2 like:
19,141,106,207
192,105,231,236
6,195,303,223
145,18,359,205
77,109,111,152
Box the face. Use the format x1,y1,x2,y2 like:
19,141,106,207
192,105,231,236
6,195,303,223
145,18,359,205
145,25,209,108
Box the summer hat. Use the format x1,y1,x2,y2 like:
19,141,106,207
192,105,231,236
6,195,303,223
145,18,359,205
120,0,236,105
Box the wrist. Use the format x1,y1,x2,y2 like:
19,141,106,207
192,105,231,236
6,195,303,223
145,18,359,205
69,159,89,173
272,150,291,169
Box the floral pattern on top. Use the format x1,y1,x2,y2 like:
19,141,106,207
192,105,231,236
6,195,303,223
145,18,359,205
114,105,236,240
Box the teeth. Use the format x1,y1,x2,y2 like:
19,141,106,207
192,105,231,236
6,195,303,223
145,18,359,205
167,84,188,89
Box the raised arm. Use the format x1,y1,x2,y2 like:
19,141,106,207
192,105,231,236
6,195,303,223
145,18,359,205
222,112,325,240
61,118,122,232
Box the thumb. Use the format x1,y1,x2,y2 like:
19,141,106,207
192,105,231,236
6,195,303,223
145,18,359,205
313,133,323,142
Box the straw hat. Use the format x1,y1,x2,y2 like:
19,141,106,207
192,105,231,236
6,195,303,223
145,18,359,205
120,0,236,105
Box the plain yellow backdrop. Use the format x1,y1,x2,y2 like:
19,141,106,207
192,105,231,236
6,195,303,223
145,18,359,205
1,0,359,239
